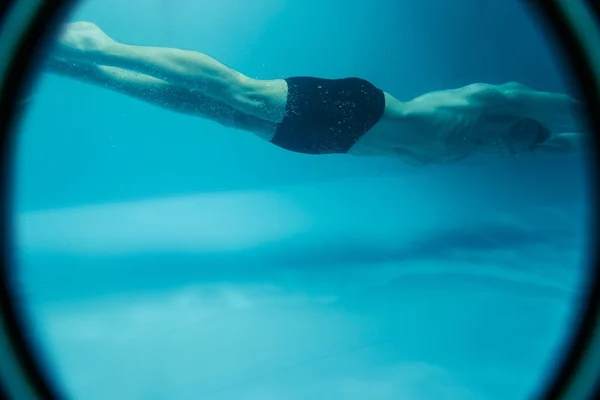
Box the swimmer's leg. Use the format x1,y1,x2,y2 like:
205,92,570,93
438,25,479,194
55,22,287,123
44,58,275,136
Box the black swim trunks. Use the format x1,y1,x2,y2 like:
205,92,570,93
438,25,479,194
271,77,386,154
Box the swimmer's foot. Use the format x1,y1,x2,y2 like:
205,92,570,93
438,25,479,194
55,21,115,62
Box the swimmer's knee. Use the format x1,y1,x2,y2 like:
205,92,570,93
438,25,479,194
222,75,263,113
223,74,254,102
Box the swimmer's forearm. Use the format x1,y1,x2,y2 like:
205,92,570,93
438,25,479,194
503,87,583,132
535,132,584,153
504,88,580,113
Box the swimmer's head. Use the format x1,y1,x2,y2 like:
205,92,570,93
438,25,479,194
506,117,552,154
481,117,552,156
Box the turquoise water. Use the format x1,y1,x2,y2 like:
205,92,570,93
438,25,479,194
11,0,591,399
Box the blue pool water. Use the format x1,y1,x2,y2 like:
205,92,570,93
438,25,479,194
11,0,592,399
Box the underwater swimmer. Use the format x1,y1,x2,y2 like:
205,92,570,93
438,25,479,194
50,22,585,166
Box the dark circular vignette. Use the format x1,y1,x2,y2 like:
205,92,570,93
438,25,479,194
0,1,598,400
0,2,78,400
524,1,600,400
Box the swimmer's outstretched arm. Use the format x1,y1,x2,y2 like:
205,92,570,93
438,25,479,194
44,58,275,136
500,82,584,134
499,83,587,153
532,132,584,153
55,22,287,123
